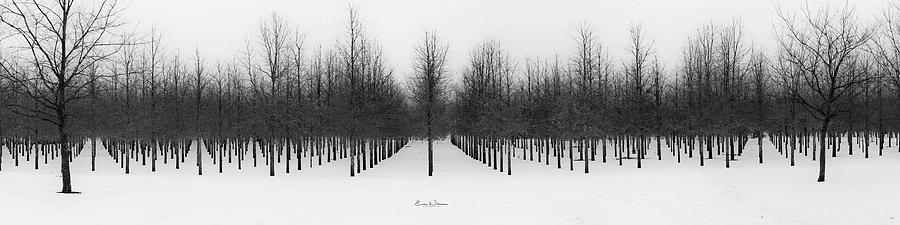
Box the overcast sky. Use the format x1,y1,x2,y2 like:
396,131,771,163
127,0,887,81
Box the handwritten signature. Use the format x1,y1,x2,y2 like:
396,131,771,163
414,199,449,207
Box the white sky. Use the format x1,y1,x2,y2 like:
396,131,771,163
126,0,888,81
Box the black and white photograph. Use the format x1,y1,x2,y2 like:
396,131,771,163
0,0,898,224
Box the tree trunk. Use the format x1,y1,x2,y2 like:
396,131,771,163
57,94,75,194
602,138,607,163
197,139,203,176
59,133,73,193
285,139,290,174
269,141,275,177
507,139,512,175
637,135,643,169
91,138,96,171
817,119,829,182
302,138,307,171
848,132,853,155
757,131,763,164
568,138,574,171
350,138,355,177
555,139,560,169
219,141,224,174
175,141,180,169
583,137,589,173
725,136,730,169
428,135,433,176
699,136,705,167
656,135,661,160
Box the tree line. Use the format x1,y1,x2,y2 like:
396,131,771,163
450,2,900,182
0,1,898,194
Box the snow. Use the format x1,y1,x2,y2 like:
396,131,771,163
0,138,899,225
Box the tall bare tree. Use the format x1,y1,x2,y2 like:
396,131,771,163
338,5,364,177
624,23,655,169
749,51,769,164
257,11,292,176
0,0,126,193
410,31,450,176
775,2,875,182
192,47,208,176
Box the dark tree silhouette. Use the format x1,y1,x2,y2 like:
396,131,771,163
0,0,126,193
775,2,875,182
410,31,450,176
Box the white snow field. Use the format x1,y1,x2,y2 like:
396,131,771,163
1,138,899,225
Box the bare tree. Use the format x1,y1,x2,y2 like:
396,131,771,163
775,2,875,182
624,22,655,169
338,4,364,177
290,29,306,137
258,11,292,136
0,0,126,193
257,11,292,176
192,47,208,176
570,24,608,173
650,57,664,161
717,19,749,167
749,51,769,164
144,27,164,139
410,31,450,176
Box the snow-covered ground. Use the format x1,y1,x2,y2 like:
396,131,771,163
1,139,898,225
